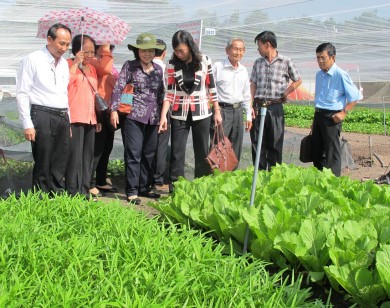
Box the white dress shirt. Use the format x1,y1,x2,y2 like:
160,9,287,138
16,46,70,129
213,58,251,120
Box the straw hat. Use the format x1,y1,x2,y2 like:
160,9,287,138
127,33,164,50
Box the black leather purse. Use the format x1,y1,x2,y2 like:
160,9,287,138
80,68,108,113
299,132,313,163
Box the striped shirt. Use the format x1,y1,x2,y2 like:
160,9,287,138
250,53,300,99
165,54,218,121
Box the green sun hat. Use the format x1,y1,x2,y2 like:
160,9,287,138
127,33,164,51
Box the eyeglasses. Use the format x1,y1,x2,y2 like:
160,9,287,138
231,47,245,53
316,56,330,62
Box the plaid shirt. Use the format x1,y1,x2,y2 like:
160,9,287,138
165,54,218,121
250,53,300,99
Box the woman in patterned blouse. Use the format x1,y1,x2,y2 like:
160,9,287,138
110,33,165,205
159,30,222,193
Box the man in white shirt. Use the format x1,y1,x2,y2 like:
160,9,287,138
212,37,252,165
16,23,72,195
153,39,169,188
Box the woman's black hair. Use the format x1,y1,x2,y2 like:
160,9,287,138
131,47,140,60
71,34,96,56
170,30,202,71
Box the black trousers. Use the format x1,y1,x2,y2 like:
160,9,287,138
30,106,70,194
210,105,244,165
153,114,170,185
250,103,284,171
123,118,158,197
312,111,342,176
170,114,212,182
66,123,95,197
90,120,115,188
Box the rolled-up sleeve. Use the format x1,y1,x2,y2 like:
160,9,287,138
16,57,34,129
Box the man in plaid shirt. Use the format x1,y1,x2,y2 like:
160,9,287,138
250,31,302,171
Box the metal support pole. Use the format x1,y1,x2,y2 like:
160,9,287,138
243,106,267,254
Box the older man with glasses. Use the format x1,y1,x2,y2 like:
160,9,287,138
211,37,252,166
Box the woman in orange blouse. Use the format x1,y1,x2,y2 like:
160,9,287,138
89,44,119,196
66,34,101,200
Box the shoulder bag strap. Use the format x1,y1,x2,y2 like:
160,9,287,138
79,67,98,95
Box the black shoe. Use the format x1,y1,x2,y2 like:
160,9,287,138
139,191,161,199
169,183,174,194
374,174,390,184
127,196,142,205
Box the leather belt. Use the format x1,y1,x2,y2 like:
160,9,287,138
219,102,242,109
31,104,68,116
253,97,285,107
315,107,342,113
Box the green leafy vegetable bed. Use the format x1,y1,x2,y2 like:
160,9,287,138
0,193,324,307
152,164,390,307
285,104,389,134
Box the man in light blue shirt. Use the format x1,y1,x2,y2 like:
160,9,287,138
312,42,362,176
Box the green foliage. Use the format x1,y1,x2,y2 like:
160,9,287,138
107,159,125,177
151,164,390,306
0,193,323,307
0,159,33,178
0,122,25,146
284,104,389,134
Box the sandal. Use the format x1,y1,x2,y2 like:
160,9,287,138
127,196,141,205
97,184,118,193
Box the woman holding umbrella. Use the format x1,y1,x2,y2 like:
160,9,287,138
66,34,101,200
110,33,165,205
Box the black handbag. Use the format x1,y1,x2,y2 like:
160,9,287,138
80,67,108,113
299,132,313,163
94,93,108,112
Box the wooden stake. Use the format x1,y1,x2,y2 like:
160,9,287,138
369,136,373,166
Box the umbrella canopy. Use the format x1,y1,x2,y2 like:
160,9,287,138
36,7,131,45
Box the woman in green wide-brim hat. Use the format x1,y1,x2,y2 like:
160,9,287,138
109,32,165,205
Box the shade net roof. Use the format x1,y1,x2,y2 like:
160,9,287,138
1,0,390,82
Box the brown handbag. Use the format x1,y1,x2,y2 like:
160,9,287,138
206,124,239,172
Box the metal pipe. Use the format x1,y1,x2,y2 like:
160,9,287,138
243,106,267,254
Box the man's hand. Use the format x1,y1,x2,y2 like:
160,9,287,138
24,128,36,142
251,107,256,119
332,110,347,124
245,120,252,132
